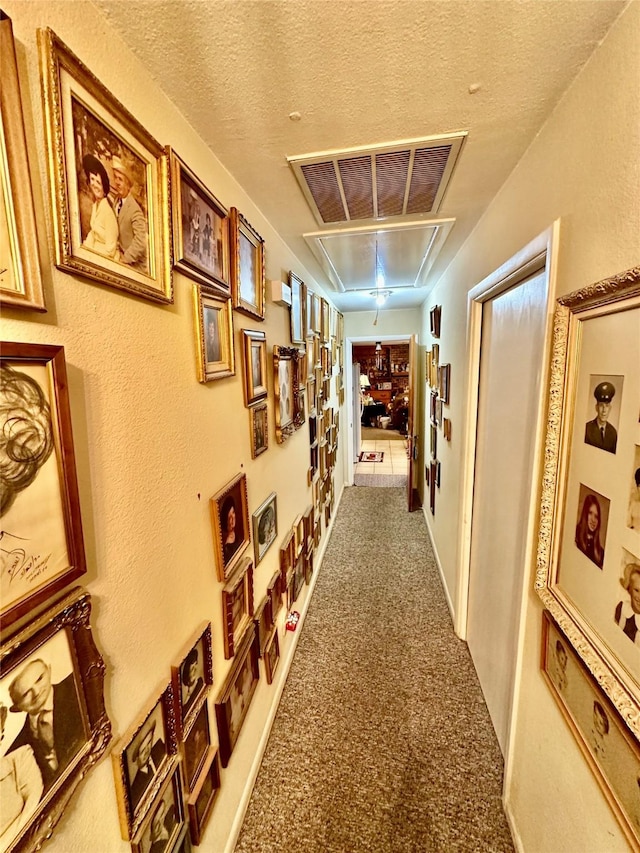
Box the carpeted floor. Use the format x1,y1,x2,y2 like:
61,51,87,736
361,426,406,441
235,487,514,853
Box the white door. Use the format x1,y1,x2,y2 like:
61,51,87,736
352,362,362,462
466,270,548,755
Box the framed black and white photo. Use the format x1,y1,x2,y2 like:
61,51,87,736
252,492,277,565
170,622,213,737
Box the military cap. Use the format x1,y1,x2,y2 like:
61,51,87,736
594,381,615,402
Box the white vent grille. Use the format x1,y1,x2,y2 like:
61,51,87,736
288,133,466,226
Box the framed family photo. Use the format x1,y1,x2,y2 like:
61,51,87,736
0,343,86,631
242,329,267,407
187,747,220,845
170,622,213,738
0,589,110,853
193,285,235,382
253,597,273,657
289,271,304,344
210,473,250,581
39,28,172,303
1,14,45,311
169,150,229,294
252,492,277,565
249,403,268,459
181,699,211,793
535,265,640,737
273,345,305,444
222,556,254,659
267,571,283,623
230,208,264,320
130,764,184,853
215,628,260,768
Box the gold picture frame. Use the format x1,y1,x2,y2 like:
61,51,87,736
273,344,305,444
249,403,268,459
130,764,184,853
222,556,254,659
230,207,264,320
1,14,45,310
194,285,235,382
289,271,304,345
38,28,172,303
210,473,251,582
242,328,267,406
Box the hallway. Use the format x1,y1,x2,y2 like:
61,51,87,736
236,487,514,853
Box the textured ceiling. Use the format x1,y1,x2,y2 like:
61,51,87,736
94,0,626,312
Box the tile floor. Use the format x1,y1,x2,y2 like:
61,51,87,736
355,439,408,476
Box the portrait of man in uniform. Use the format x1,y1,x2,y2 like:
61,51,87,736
584,378,622,454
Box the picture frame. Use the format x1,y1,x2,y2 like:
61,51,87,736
0,343,86,631
304,547,314,585
303,284,315,339
289,271,304,344
293,551,305,602
171,823,193,853
252,492,278,564
267,571,283,623
187,747,221,846
279,531,295,590
440,363,451,404
210,473,251,581
443,417,452,442
112,680,178,840
542,611,640,847
39,28,172,303
429,460,437,515
229,207,265,320
273,345,305,444
311,293,322,334
242,329,268,406
130,764,184,853
535,266,640,737
430,304,442,338
181,698,211,793
293,514,305,557
1,14,45,311
0,588,110,853
169,149,229,294
170,622,213,738
320,298,330,344
215,628,260,767
253,596,273,657
194,285,235,383
263,627,280,685
221,556,254,659
249,403,269,459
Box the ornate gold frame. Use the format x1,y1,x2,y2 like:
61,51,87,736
273,344,305,444
194,284,235,382
229,207,264,320
242,328,267,406
289,271,304,344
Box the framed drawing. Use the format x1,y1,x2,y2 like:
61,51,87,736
170,622,213,738
253,596,272,657
210,473,250,581
112,680,178,839
267,571,282,623
242,329,267,406
181,699,211,793
535,266,640,737
273,345,305,444
130,764,184,853
230,207,264,320
289,272,304,344
542,611,640,847
215,628,259,767
169,149,229,293
249,403,268,459
1,14,45,310
263,627,280,685
39,28,172,303
0,588,110,853
252,492,277,565
194,285,235,383
0,343,86,630
221,556,254,659
187,747,220,845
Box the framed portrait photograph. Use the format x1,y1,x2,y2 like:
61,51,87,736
170,824,193,853
230,207,264,320
535,266,640,737
112,681,178,840
263,627,280,685
187,747,220,846
252,492,278,565
39,28,172,303
430,304,442,338
253,596,273,657
1,14,45,311
273,345,305,444
267,570,283,623
181,699,211,793
443,417,452,442
194,285,235,383
289,272,304,344
170,622,213,738
0,343,86,631
215,628,259,768
210,473,250,582
242,329,267,407
130,764,184,853
0,588,110,853
169,149,229,294
222,556,254,660
279,531,295,592
249,403,268,459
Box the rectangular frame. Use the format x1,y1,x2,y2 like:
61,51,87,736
289,271,304,344
181,697,212,794
279,531,295,590
210,473,251,581
170,622,213,738
242,328,267,406
214,628,259,768
187,748,221,846
130,763,184,853
253,595,273,657
194,285,235,382
263,627,280,685
273,345,305,444
303,283,314,339
252,492,278,565
230,207,264,320
249,403,268,459
267,570,283,623
222,556,254,659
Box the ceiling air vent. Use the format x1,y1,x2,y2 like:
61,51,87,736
288,133,466,226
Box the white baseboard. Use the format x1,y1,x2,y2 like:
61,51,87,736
503,793,524,853
421,505,455,622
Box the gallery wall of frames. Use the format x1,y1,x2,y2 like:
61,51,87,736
0,5,346,852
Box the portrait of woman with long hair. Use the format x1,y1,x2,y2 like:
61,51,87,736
575,491,605,568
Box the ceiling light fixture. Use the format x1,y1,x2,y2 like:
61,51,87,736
370,289,392,306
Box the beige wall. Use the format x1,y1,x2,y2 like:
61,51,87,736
421,3,639,850
344,307,420,340
2,2,344,851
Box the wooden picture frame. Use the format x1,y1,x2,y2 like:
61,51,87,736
171,823,193,853
0,589,110,853
0,343,86,630
263,627,280,685
430,304,442,338
39,28,172,303
279,531,295,590
222,556,254,659
230,207,264,320
215,628,260,768
169,149,229,294
170,622,213,738
535,266,640,736
130,764,184,853
252,492,278,565
194,285,235,382
253,596,273,657
210,473,251,581
242,329,267,406
293,514,305,557
289,271,304,344
267,571,283,623
311,293,322,334
181,698,211,794
112,680,178,840
440,363,451,404
1,14,45,310
249,403,268,459
303,284,314,339
320,298,330,344
273,345,305,444
443,417,452,442
187,748,221,845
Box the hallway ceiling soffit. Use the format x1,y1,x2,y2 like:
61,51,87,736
95,0,627,313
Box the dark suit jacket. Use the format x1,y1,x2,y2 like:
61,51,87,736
182,677,204,717
7,674,85,791
117,194,148,270
584,418,617,453
129,738,166,812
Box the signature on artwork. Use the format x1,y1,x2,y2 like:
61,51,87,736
0,530,51,585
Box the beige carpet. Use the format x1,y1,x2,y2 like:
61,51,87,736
361,426,406,441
